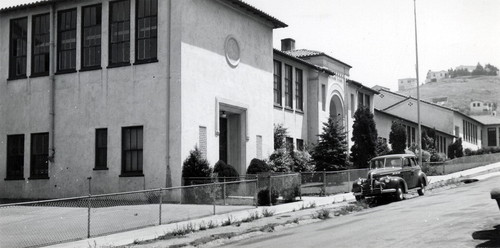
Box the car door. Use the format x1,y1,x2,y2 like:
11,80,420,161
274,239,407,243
400,158,415,188
408,157,420,188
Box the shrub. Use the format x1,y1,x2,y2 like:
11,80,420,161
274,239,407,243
291,150,314,172
247,158,270,175
182,146,212,180
420,162,440,176
274,124,288,150
375,137,391,156
430,150,447,162
448,138,464,159
350,107,378,168
214,160,239,179
257,188,278,206
268,149,293,173
464,148,472,156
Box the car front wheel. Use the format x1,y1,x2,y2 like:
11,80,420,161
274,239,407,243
394,186,404,201
417,181,425,196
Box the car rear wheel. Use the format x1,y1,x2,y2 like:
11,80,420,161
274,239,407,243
355,195,365,202
417,180,425,196
394,186,404,201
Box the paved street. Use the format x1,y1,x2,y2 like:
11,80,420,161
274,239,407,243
223,175,500,248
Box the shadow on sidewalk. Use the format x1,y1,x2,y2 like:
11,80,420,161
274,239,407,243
472,224,500,247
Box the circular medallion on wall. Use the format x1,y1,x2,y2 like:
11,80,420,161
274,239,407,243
225,36,240,68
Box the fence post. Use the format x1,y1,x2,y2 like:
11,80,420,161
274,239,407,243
268,175,272,206
159,189,163,225
322,170,326,197
254,180,258,208
213,181,216,215
347,170,351,193
223,178,226,206
87,194,91,239
299,173,302,200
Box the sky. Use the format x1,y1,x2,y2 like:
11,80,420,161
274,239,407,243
1,0,499,90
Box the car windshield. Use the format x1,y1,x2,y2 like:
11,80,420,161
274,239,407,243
370,158,402,169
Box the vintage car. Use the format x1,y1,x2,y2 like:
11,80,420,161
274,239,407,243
352,154,428,201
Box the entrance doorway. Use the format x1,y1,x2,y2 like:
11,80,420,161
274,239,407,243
218,106,246,174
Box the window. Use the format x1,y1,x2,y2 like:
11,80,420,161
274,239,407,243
296,139,304,151
109,0,130,66
30,133,49,179
57,9,77,72
9,17,28,79
350,93,355,117
136,0,158,63
285,137,293,152
358,92,363,108
199,126,207,159
295,69,303,111
6,135,24,180
273,60,282,106
82,4,102,70
95,128,107,170
284,65,293,108
122,126,143,175
488,128,497,147
256,135,263,159
321,84,326,111
32,14,50,76
365,94,370,110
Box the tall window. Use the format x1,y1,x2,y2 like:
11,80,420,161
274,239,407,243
488,128,497,147
9,17,28,79
122,126,143,175
284,65,293,108
364,94,371,110
57,9,77,72
296,139,304,151
109,0,130,66
31,133,49,179
350,93,355,117
95,128,107,170
136,0,158,63
6,135,24,180
295,69,303,111
273,60,282,106
321,84,326,111
32,14,50,76
285,137,293,152
82,4,102,69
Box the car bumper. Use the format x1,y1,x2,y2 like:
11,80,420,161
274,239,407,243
354,188,397,197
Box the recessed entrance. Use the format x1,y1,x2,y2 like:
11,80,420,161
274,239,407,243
329,94,344,121
218,102,247,175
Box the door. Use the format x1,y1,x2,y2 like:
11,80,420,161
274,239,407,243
219,117,228,163
400,158,416,188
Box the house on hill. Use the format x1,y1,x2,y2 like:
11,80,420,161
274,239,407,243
425,70,448,83
470,100,496,115
398,78,417,91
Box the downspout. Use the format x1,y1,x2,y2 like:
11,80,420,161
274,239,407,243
165,0,172,187
48,3,56,163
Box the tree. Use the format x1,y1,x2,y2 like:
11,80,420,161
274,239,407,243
485,63,499,76
350,107,378,168
274,124,288,150
421,128,435,150
472,63,485,76
389,121,407,154
312,117,348,171
182,146,212,181
375,137,391,156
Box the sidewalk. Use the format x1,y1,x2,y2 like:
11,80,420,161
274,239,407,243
49,162,500,248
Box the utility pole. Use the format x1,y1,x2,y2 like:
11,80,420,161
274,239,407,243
413,0,423,165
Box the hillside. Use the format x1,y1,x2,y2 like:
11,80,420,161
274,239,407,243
398,76,500,114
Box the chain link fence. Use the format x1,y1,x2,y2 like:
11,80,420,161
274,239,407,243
0,179,257,248
301,169,369,196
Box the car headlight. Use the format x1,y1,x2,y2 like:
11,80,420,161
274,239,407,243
356,180,362,185
384,177,390,184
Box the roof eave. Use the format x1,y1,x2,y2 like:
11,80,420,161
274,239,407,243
274,49,335,76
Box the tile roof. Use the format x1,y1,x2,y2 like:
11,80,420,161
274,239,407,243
283,49,352,68
0,0,288,29
274,49,335,76
346,79,379,95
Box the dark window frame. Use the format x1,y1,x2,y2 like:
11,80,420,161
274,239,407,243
296,139,304,151
284,64,293,109
295,68,303,111
135,0,158,64
31,13,50,77
9,17,28,80
95,128,108,170
285,137,294,152
57,8,77,73
81,4,102,71
109,0,131,67
273,60,282,106
121,126,143,176
6,134,25,180
488,128,497,147
30,133,49,179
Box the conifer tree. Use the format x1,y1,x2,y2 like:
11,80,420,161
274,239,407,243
389,121,407,154
312,117,348,171
350,107,378,168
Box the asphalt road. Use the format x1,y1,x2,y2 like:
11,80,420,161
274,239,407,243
223,175,500,248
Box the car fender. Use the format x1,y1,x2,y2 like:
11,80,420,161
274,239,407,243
418,172,428,186
386,177,409,193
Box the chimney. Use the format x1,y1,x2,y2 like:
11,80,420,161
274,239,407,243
281,38,295,51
